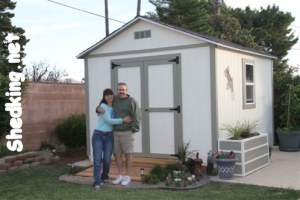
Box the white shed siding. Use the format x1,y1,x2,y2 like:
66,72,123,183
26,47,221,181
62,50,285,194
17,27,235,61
87,57,113,149
216,49,273,144
90,21,203,55
87,46,213,161
181,47,212,159
83,17,274,162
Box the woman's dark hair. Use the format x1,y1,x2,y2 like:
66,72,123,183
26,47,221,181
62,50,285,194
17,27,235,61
100,88,114,104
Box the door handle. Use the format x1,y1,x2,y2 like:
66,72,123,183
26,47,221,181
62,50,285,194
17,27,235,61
169,106,181,113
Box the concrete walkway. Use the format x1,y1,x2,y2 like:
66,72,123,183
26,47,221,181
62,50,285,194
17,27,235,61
210,147,300,190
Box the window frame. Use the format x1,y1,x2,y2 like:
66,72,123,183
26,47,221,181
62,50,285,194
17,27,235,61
242,59,256,109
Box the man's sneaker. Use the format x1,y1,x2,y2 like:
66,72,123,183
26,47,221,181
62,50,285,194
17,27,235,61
112,175,123,185
94,185,101,190
121,176,131,186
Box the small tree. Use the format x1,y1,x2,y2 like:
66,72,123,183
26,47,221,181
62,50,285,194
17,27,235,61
24,61,68,82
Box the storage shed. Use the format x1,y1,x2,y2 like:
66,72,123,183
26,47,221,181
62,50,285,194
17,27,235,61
77,16,275,162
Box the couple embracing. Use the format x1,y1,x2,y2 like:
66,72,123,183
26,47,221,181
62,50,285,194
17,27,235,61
92,82,141,190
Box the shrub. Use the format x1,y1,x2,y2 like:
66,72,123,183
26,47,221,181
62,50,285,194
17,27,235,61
164,163,180,175
39,141,55,151
56,113,86,149
141,174,160,185
149,164,167,181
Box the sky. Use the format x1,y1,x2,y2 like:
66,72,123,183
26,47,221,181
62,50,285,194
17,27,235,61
10,0,300,81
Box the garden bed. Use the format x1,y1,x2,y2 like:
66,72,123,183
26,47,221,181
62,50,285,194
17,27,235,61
59,173,210,190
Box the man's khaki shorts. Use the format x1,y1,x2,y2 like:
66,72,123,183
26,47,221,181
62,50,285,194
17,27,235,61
113,130,135,154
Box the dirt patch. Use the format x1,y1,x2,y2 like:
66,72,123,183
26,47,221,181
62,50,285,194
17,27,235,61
54,148,89,166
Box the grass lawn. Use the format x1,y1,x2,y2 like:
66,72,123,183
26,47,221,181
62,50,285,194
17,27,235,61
0,164,299,200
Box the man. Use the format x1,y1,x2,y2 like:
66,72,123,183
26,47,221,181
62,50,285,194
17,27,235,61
96,82,141,186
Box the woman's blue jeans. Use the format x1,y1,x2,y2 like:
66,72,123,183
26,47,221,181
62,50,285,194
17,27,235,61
92,129,114,186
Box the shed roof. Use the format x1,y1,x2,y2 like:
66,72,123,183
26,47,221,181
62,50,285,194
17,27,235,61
77,16,276,59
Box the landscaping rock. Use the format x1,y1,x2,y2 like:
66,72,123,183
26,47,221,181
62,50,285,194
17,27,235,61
3,156,17,163
19,164,30,170
13,160,23,167
41,160,51,165
23,157,34,164
8,166,19,171
50,156,61,163
0,163,12,170
26,152,39,157
34,156,45,162
17,153,31,160
30,161,40,167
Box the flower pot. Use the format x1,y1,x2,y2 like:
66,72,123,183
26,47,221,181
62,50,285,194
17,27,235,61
215,158,237,180
277,130,300,152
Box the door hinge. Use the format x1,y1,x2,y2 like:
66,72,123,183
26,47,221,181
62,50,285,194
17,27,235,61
111,62,121,69
168,56,179,64
169,105,181,113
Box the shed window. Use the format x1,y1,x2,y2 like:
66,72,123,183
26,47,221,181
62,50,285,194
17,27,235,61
134,30,151,39
242,59,255,109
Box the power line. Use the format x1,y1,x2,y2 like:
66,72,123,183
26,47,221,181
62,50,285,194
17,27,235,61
47,0,125,24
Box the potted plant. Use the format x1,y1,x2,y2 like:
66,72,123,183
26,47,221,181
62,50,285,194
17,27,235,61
218,120,270,176
222,120,260,139
213,151,237,180
276,84,300,152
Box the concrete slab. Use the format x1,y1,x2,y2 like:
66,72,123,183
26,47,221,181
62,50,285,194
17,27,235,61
67,159,92,168
210,147,300,190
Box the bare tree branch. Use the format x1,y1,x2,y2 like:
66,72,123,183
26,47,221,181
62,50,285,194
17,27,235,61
24,60,68,82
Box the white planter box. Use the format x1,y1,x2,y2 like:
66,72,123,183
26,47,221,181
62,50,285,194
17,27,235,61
218,133,270,176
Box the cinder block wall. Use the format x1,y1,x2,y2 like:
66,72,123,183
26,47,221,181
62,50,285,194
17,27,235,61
21,82,85,150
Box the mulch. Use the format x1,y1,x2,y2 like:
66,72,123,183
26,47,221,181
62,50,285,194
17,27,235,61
54,148,89,166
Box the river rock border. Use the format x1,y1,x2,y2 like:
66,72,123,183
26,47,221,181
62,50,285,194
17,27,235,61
0,151,60,173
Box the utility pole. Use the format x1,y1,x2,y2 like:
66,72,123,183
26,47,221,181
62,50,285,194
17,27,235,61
137,0,141,16
214,0,222,15
105,0,109,36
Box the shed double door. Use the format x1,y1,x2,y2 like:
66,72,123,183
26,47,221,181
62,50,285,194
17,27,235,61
111,55,182,157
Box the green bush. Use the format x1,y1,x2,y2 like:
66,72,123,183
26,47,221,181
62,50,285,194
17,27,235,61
149,164,167,181
56,113,86,149
141,174,160,185
39,141,55,151
164,163,180,175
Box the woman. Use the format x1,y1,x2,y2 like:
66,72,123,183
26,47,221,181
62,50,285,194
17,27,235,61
92,88,131,190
